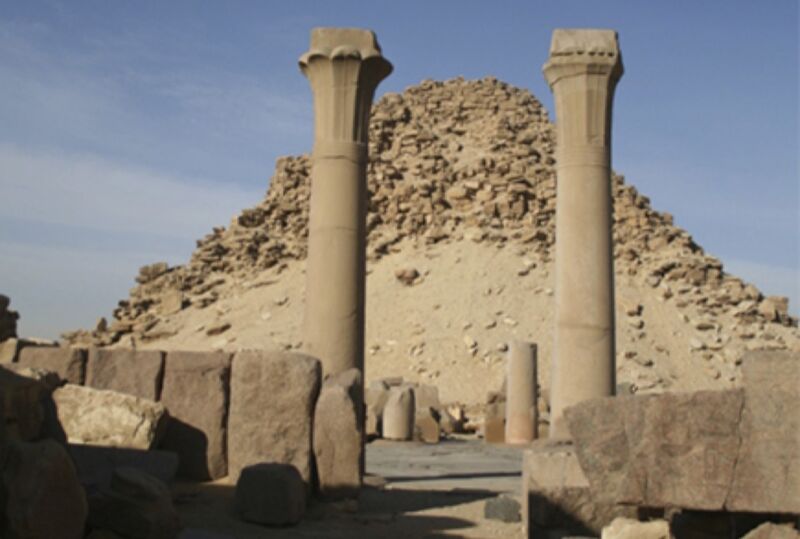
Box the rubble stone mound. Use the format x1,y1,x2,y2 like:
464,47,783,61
62,77,799,405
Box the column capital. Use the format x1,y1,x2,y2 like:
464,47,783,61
542,29,623,88
299,27,392,146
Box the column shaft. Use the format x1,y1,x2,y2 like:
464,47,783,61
543,29,623,438
299,28,392,379
505,341,538,444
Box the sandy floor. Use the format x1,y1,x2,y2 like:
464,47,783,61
175,439,525,538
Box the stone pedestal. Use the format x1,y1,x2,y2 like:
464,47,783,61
543,29,623,438
505,341,538,444
299,28,392,381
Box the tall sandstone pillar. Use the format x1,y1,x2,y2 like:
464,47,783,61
543,29,623,438
299,28,392,380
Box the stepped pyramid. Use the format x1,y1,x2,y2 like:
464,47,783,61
64,77,798,406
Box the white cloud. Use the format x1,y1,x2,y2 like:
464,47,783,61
0,144,265,339
0,143,260,239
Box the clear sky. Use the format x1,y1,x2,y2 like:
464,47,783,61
1,1,798,338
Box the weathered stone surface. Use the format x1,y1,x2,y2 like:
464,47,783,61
0,338,56,364
565,390,744,510
1,439,88,539
382,386,415,441
18,346,87,384
313,369,362,499
484,416,505,444
522,441,635,537
728,351,800,513
69,444,178,490
365,380,390,438
484,495,521,523
160,351,232,480
88,467,180,539
2,365,66,443
742,522,800,539
601,517,671,539
566,352,800,514
54,384,169,449
85,348,165,401
227,350,321,487
415,408,440,444
235,463,306,526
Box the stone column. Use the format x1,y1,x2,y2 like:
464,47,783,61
543,29,623,438
299,28,392,380
505,341,538,444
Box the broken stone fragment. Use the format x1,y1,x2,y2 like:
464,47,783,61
87,467,180,539
53,384,169,450
1,439,88,539
394,267,420,285
382,386,415,440
601,517,671,539
235,463,306,526
414,408,440,444
313,369,362,499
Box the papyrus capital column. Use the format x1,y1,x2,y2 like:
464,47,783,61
543,29,623,438
299,28,391,379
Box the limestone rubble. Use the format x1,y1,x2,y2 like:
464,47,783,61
60,77,798,405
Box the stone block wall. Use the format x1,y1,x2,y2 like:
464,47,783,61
2,345,323,488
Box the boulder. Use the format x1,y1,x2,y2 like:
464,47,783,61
235,463,305,526
313,369,362,500
414,408,441,444
69,444,179,490
728,350,800,513
742,523,800,539
17,346,87,384
365,380,390,438
522,440,635,537
227,350,321,487
53,384,168,450
565,389,744,510
0,367,52,442
565,350,800,514
87,467,180,539
159,351,232,480
382,386,415,440
85,348,165,401
483,416,505,444
1,439,88,539
601,517,671,539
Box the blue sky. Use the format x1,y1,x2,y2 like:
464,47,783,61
1,1,797,338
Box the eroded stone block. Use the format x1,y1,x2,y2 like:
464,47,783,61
53,384,168,450
18,346,87,384
85,348,165,401
159,351,232,480
313,369,362,499
227,350,321,488
1,439,88,539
